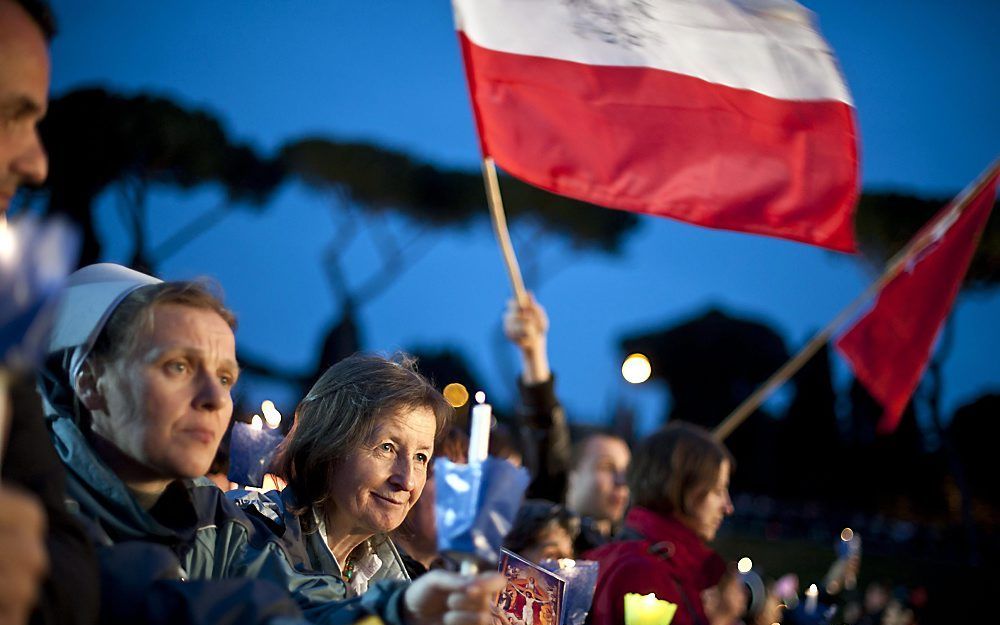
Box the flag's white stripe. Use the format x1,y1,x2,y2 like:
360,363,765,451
453,0,851,104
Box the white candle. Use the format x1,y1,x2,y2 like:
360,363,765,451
469,391,491,464
804,583,819,614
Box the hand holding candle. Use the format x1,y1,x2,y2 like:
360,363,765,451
624,593,678,625
434,389,529,574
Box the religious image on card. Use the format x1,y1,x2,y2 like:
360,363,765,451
495,548,566,625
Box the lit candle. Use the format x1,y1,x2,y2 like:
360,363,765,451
804,583,819,614
261,400,282,429
624,593,677,625
468,391,491,464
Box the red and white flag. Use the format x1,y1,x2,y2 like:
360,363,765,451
453,0,859,252
835,163,999,433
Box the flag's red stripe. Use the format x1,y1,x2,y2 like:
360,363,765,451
460,34,859,252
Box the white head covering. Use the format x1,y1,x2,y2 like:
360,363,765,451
48,263,162,383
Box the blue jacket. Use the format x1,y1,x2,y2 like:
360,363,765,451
229,487,411,587
46,409,410,625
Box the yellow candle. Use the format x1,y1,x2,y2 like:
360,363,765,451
624,593,678,625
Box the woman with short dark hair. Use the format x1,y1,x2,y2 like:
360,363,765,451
503,499,580,564
585,422,742,625
234,353,451,596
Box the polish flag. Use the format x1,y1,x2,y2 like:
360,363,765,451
835,163,999,433
453,0,859,252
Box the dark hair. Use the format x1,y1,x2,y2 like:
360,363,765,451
11,0,57,41
89,281,237,366
274,353,452,513
436,425,469,464
569,430,627,471
503,500,580,556
488,421,521,462
628,421,734,518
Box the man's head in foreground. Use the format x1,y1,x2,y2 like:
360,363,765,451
0,0,54,215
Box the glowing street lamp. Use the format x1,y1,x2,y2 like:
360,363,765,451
621,353,651,384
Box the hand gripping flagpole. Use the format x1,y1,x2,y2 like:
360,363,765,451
481,157,529,307
714,157,1000,441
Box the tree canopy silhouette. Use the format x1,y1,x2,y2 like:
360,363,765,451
280,136,639,252
856,191,1000,289
620,307,789,428
39,88,284,267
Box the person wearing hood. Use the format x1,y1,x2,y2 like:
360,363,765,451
39,262,502,625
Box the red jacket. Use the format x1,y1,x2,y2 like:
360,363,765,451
584,507,726,625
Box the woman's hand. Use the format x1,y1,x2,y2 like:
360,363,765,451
403,570,505,625
702,571,747,625
0,486,48,625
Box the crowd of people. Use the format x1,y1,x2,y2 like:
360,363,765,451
0,2,916,625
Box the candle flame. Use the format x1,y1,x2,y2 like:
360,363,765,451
624,593,677,625
805,584,818,597
250,414,263,430
840,527,854,542
475,390,486,404
261,400,282,428
737,557,752,573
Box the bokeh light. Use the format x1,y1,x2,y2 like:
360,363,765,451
443,382,469,408
621,353,652,384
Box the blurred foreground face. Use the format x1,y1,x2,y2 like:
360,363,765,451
566,435,630,523
682,459,733,542
325,407,436,537
0,0,50,214
88,304,238,481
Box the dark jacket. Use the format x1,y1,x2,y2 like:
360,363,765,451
5,373,98,625
584,507,726,625
516,376,571,505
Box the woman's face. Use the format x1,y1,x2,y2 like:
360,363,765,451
681,459,734,542
325,405,437,539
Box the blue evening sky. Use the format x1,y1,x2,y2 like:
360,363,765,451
46,1,1000,431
